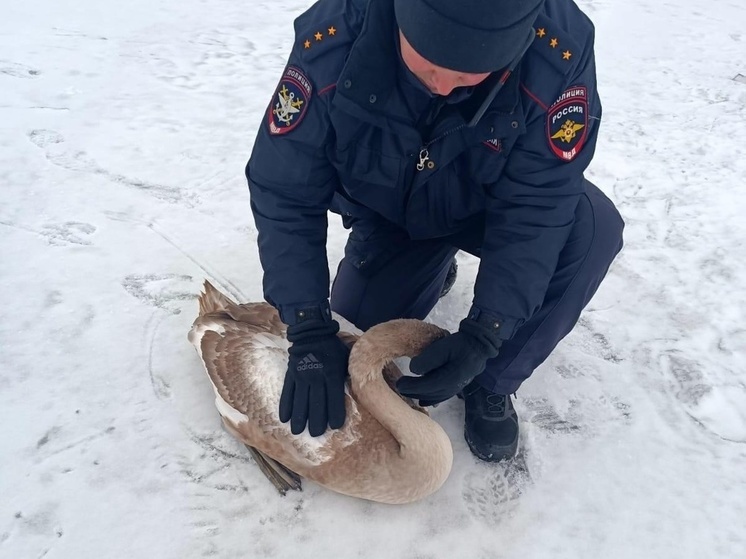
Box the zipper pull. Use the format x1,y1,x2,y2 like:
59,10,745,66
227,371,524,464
416,148,430,172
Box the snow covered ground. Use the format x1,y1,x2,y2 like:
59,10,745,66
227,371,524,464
2,0,745,557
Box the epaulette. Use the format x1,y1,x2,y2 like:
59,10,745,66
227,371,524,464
529,13,581,76
293,2,363,65
296,18,352,64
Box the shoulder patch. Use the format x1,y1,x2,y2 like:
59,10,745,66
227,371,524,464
268,66,313,135
546,86,588,162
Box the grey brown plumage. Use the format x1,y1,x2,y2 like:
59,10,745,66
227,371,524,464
188,281,453,504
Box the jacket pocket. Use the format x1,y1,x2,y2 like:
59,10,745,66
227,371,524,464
333,144,406,224
347,146,401,189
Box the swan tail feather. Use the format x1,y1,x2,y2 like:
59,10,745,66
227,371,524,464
198,280,238,316
245,445,302,495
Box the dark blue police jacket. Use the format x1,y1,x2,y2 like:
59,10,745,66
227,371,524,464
247,0,601,340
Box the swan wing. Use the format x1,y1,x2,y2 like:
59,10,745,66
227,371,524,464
191,306,361,466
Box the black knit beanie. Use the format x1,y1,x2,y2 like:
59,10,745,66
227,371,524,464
395,0,545,73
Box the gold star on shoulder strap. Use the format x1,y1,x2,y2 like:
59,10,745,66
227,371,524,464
300,22,341,54
530,14,580,74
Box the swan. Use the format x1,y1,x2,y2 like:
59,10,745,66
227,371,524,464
187,281,454,504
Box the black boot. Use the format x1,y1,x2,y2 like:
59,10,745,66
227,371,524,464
439,258,458,298
461,380,519,462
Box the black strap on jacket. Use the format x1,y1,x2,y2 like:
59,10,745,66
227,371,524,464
467,27,536,127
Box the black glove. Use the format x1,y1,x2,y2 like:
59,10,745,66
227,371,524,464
280,319,349,436
396,317,502,406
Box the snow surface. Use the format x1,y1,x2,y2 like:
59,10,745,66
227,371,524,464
1,0,745,557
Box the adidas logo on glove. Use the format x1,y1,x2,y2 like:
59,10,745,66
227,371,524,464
297,353,324,371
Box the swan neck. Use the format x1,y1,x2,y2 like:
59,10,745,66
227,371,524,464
347,320,448,447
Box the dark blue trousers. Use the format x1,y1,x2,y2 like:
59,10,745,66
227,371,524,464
330,180,624,394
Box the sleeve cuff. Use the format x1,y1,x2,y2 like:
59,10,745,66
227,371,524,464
466,305,521,341
277,300,333,326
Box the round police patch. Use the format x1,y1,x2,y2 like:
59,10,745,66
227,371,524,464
546,86,588,162
268,66,313,135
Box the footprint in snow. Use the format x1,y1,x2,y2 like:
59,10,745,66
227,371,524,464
40,221,96,246
121,273,196,314
28,129,64,148
461,448,531,525
27,129,197,206
0,60,41,79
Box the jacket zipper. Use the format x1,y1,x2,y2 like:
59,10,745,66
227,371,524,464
416,122,467,171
